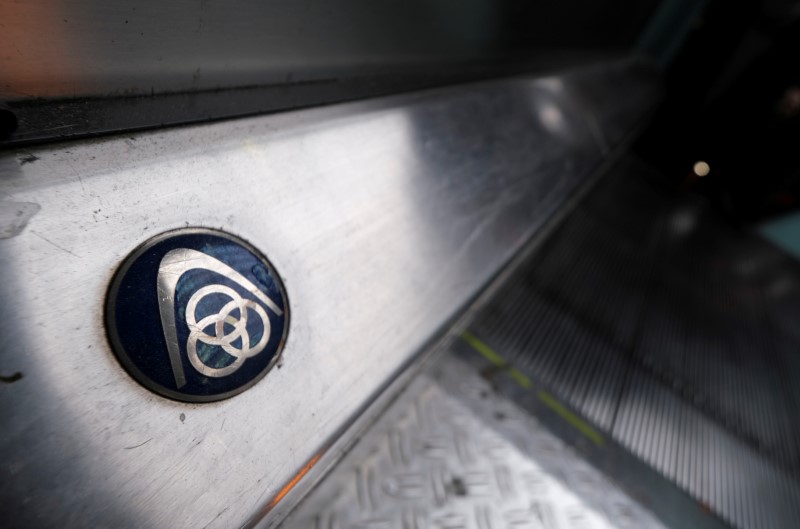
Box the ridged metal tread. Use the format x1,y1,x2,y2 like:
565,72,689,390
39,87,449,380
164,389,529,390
282,354,668,529
465,157,800,529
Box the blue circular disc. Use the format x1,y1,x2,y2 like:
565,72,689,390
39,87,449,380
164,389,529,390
105,228,289,402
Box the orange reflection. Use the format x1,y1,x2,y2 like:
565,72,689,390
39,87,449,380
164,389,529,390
268,452,323,509
0,1,84,99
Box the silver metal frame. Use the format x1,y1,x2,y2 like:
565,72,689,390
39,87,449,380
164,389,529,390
0,59,659,529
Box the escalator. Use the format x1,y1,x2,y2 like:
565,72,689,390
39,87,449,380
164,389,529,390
282,155,800,529
3,2,800,529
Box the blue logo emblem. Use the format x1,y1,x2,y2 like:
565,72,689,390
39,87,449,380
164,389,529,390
106,228,289,402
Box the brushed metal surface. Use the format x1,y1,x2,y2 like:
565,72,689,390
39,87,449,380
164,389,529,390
283,353,668,529
0,60,658,529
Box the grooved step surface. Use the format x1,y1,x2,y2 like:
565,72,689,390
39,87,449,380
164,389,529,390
467,157,800,529
282,356,667,529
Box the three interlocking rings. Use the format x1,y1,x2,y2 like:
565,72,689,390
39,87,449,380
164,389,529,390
185,284,271,377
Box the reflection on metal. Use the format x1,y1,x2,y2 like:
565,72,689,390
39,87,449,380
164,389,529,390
0,200,40,239
538,103,569,135
0,60,659,528
268,453,323,512
668,205,699,236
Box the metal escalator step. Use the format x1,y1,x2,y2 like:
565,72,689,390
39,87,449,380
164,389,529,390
282,353,669,529
456,156,800,529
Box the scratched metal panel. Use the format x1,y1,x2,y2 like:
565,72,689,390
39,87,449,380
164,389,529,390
0,60,659,529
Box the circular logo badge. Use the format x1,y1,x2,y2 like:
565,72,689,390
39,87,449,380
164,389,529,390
106,228,289,402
